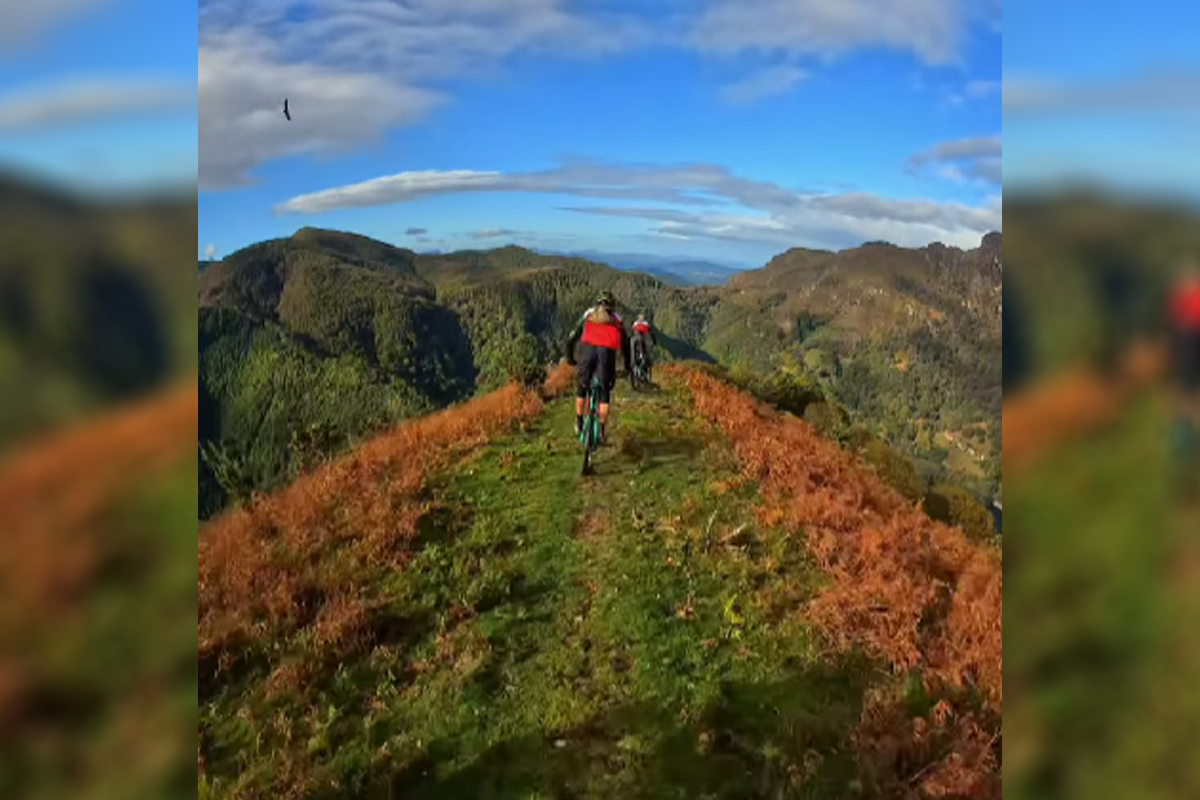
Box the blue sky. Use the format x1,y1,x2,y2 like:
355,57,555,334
197,0,1002,266
0,0,197,191
1003,0,1200,201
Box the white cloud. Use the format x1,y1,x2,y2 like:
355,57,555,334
0,78,195,130
965,79,1000,98
273,159,809,213
469,228,520,239
275,158,1000,251
200,0,649,82
1003,69,1200,115
199,31,444,189
204,243,217,259
720,65,807,103
197,0,647,189
0,0,113,47
689,0,968,66
195,0,1001,188
909,135,1001,185
911,135,1001,162
945,78,999,107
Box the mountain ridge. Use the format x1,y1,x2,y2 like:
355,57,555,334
198,226,1001,518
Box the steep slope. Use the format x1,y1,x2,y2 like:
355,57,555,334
198,230,477,516
2,376,198,800
199,367,1000,800
1004,367,1200,799
1,172,197,450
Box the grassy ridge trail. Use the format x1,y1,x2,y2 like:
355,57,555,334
200,378,881,799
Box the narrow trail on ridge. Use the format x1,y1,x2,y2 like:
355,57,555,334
200,374,884,799
201,367,1007,799
370,378,871,799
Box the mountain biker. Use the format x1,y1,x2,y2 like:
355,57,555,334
565,290,632,445
631,313,657,376
1168,263,1200,451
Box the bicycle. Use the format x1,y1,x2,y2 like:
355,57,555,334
579,373,604,475
631,347,652,390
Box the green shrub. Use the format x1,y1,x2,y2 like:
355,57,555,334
923,485,995,540
844,425,875,452
862,438,924,501
755,371,824,418
803,400,850,437
803,348,839,378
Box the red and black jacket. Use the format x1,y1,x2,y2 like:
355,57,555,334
1169,278,1200,334
631,320,657,347
566,306,632,371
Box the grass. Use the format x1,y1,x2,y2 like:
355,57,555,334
0,378,199,800
199,380,880,799
1004,388,1200,800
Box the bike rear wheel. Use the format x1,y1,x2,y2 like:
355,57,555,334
581,379,601,475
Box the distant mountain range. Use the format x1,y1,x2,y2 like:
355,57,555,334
538,250,746,287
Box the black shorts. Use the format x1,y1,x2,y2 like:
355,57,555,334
1175,329,1200,393
576,344,617,404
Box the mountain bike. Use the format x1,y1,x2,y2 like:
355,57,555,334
632,346,651,390
579,374,603,475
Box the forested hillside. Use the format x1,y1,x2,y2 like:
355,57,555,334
199,227,1002,518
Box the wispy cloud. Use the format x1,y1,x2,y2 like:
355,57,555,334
1004,69,1200,115
965,79,1001,98
719,65,807,104
0,77,195,130
556,206,699,223
689,0,970,66
197,0,1000,188
199,31,443,189
405,227,428,236
909,135,1001,184
198,0,638,188
199,0,649,82
275,158,1000,251
0,0,113,46
469,228,519,239
945,77,1000,107
203,243,217,259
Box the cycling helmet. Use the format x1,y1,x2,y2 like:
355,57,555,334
596,290,614,308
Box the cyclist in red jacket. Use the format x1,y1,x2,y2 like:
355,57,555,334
631,313,657,376
565,290,632,444
1169,264,1200,429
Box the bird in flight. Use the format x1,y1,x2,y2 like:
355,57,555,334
283,98,291,121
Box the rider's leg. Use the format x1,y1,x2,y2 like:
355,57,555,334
575,349,593,434
597,355,615,440
1169,332,1200,464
